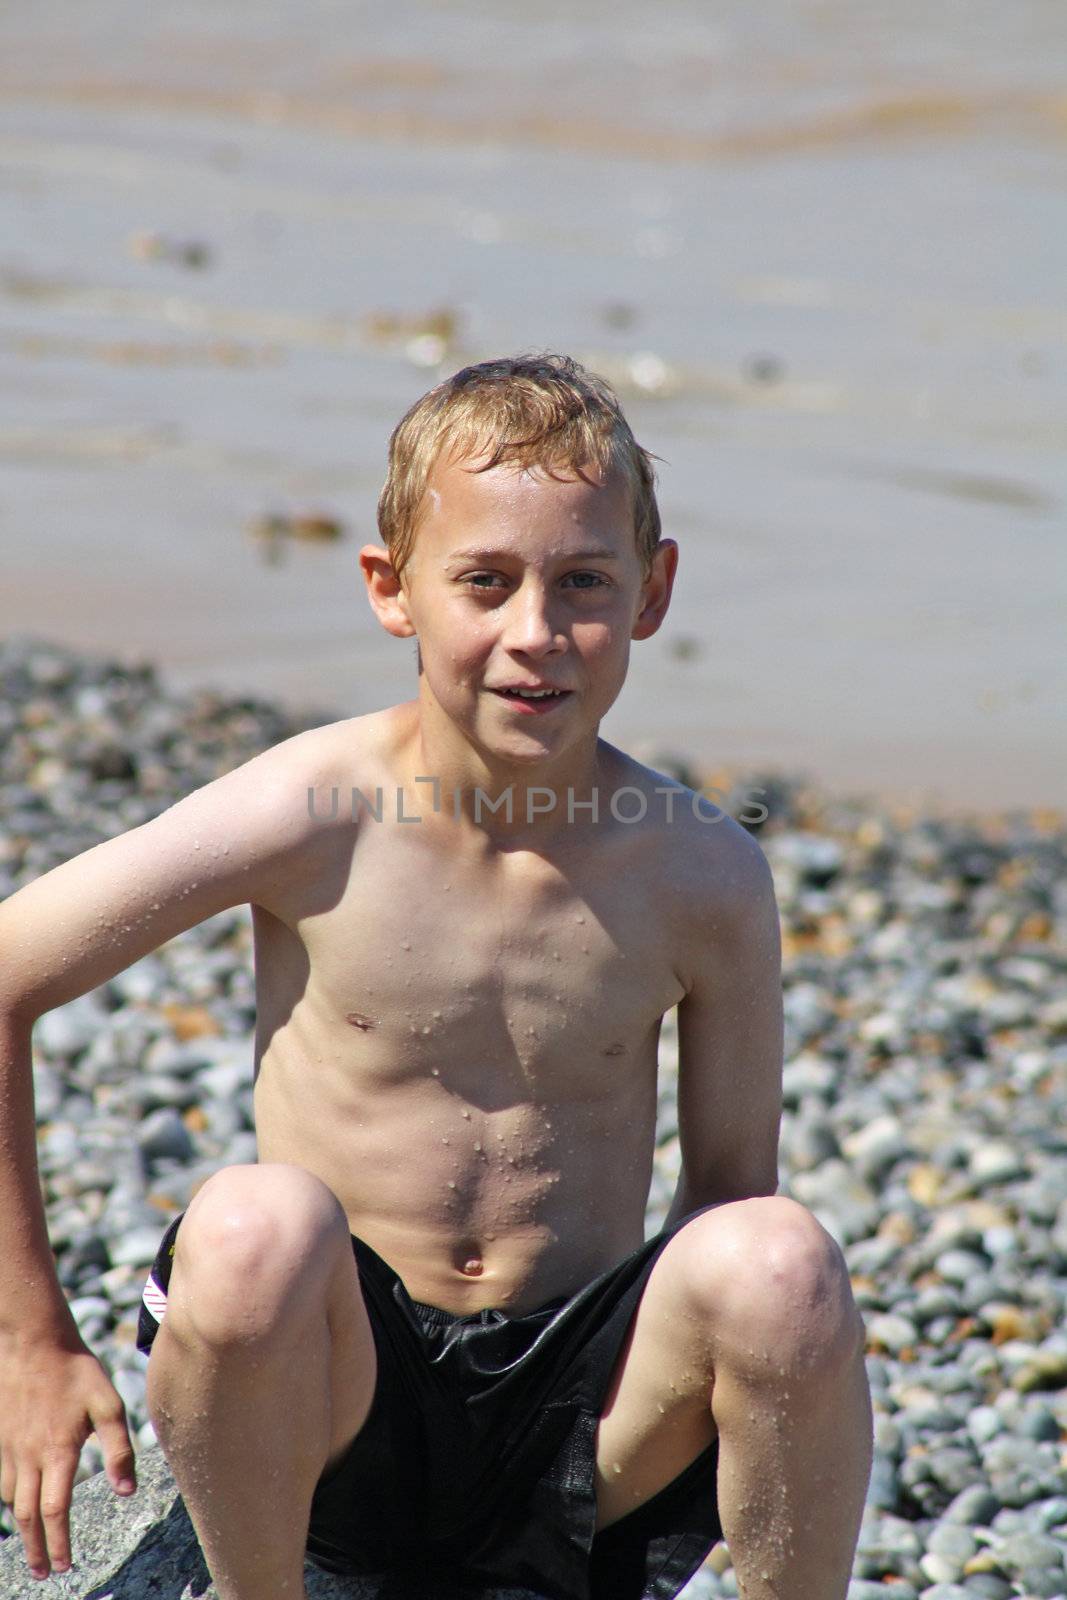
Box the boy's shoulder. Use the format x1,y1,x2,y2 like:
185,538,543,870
601,742,764,851
246,704,411,803
598,741,773,920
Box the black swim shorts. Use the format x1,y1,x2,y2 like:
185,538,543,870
138,1213,722,1600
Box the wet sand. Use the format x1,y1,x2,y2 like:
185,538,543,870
0,0,1064,814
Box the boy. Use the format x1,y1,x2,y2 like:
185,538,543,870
0,353,872,1600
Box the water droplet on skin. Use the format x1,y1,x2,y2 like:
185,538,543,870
448,1181,457,1189
462,1110,471,1120
422,1026,432,1035
657,1403,666,1413
432,1010,442,1020
612,1462,621,1474
401,941,411,951
575,915,585,924
474,1142,482,1152
553,951,561,961
431,1067,440,1076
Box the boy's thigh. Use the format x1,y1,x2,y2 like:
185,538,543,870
593,1217,722,1532
144,1163,378,1471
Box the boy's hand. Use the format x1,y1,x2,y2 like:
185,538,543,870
0,1335,136,1580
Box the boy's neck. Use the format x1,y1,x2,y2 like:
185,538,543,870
392,700,608,849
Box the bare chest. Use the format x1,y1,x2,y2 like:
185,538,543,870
257,822,686,1100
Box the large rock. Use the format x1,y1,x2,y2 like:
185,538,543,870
0,1447,543,1598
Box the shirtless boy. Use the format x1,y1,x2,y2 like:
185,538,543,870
0,353,872,1600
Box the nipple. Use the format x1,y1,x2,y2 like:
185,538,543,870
461,1258,484,1276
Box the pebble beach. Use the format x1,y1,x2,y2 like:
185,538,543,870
1,633,1066,1599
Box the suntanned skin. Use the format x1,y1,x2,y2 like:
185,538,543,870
0,452,872,1599
255,713,701,1314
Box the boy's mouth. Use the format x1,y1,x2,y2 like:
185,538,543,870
490,686,573,711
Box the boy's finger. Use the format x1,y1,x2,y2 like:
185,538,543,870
92,1402,136,1493
12,1469,48,1578
39,1453,77,1573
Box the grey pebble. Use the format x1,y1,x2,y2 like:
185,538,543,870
960,1579,1014,1600
137,1105,197,1163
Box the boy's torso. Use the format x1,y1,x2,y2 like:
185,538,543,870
247,705,726,1315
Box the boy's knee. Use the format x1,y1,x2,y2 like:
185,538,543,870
167,1162,349,1346
673,1197,861,1368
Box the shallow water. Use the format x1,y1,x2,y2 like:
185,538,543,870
0,0,1064,813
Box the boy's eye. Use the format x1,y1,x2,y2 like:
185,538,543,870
459,572,609,592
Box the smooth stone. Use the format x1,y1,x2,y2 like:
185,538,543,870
841,1113,910,1175
107,1227,168,1270
873,1415,901,1453
927,1447,985,1496
993,1531,1066,1573
1017,1407,1063,1443
959,1578,1013,1600
35,995,108,1057
1013,1350,1067,1394
943,1484,1002,1526
967,1408,1006,1448
1030,1497,1067,1531
920,1553,966,1585
867,1313,920,1353
137,1107,197,1164
934,1248,990,1285
785,1112,840,1171
781,1051,839,1105
1016,1572,1067,1599
926,1525,979,1561
32,1060,65,1120
865,1452,900,1512
913,1286,963,1323
848,1584,915,1600
982,1226,1023,1258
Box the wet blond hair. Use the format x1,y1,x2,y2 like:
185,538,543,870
377,352,662,583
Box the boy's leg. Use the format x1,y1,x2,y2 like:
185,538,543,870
145,1163,377,1600
594,1196,872,1600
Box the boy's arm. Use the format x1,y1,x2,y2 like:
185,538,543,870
0,727,340,1577
664,828,783,1226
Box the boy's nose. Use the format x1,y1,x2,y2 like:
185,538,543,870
502,583,564,655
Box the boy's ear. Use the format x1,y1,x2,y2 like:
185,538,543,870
631,539,679,641
359,544,417,639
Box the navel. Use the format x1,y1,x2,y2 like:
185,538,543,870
461,1257,484,1276
602,1041,625,1056
345,1011,378,1031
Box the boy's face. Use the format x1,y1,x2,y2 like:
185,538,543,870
364,451,677,770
